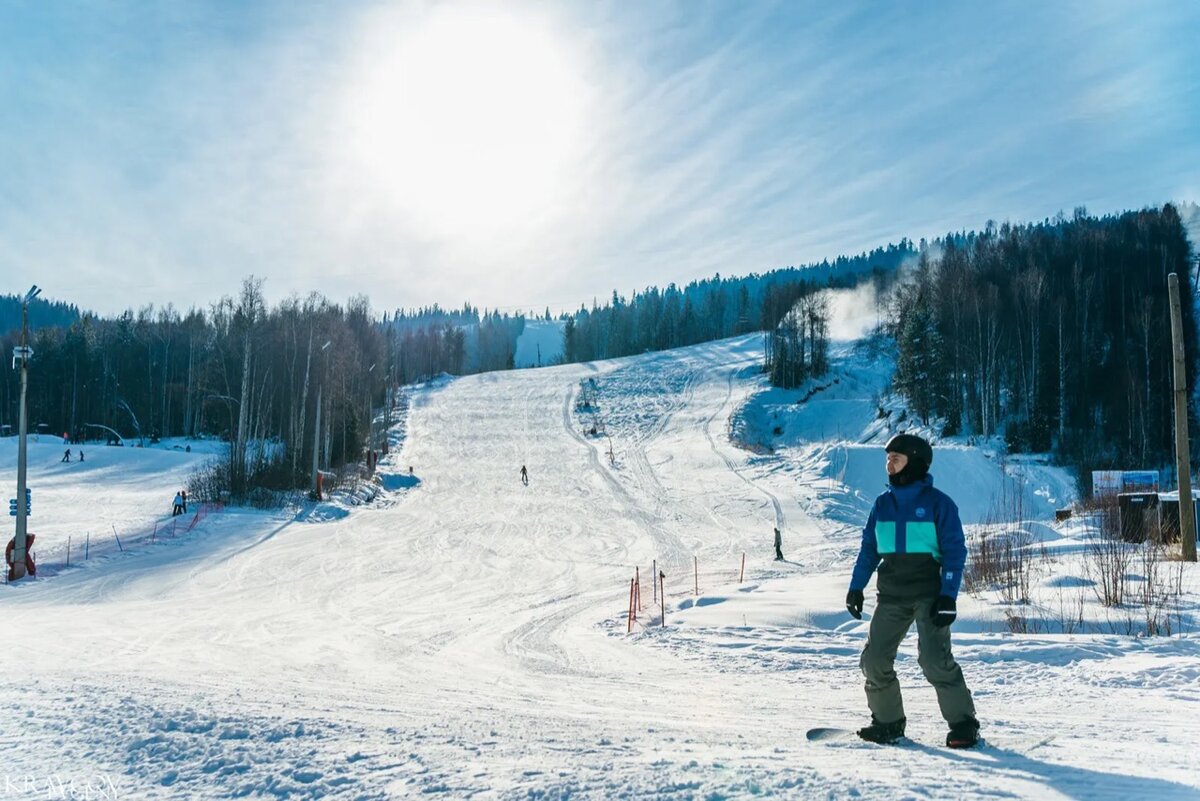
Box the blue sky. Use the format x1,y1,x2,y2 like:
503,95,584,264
1,0,1197,316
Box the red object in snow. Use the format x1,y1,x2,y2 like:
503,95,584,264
5,533,37,580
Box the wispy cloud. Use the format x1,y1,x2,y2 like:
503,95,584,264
0,1,1196,315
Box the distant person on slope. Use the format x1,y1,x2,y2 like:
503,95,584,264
844,433,979,748
62,448,71,463
172,492,184,517
520,465,529,485
181,489,187,513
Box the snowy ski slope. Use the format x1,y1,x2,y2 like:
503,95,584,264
0,334,1197,799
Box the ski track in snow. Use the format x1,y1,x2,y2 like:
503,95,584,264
0,334,1197,799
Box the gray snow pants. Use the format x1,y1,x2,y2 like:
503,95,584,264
860,596,976,726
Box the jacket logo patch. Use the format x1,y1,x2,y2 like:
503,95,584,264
915,507,926,518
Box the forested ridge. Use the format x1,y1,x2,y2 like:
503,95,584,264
1,204,1195,497
886,204,1197,489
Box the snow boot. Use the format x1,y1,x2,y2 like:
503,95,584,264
946,716,980,749
857,715,906,744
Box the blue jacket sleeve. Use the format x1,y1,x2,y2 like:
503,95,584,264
936,495,967,597
849,505,881,592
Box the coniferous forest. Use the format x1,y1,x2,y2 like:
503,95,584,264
0,205,1195,497
885,204,1196,489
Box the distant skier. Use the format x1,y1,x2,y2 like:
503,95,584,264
774,527,784,561
520,465,529,485
845,433,979,748
79,449,84,462
172,492,184,516
62,448,71,463
180,489,188,513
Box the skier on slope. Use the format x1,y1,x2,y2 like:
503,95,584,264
845,433,980,748
172,491,184,517
520,465,529,485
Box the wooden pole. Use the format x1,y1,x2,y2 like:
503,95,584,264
1168,273,1197,561
636,566,642,611
659,570,666,627
740,552,746,583
627,577,636,633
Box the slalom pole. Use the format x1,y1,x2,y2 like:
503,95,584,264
112,524,123,552
694,556,698,596
152,521,157,544
740,552,746,583
172,518,176,537
652,559,657,603
85,532,90,560
627,577,636,634
66,535,71,567
659,571,666,627
636,566,642,611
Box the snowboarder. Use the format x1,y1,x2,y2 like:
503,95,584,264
520,465,529,485
172,492,184,517
5,533,36,580
845,433,979,748
62,448,71,463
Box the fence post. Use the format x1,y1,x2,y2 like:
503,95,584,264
659,571,666,627
627,577,636,634
636,566,642,611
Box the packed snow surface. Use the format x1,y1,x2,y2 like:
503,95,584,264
0,334,1197,799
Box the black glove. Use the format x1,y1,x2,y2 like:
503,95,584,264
846,589,864,620
932,595,957,628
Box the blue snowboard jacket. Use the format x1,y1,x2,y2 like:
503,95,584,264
848,474,967,600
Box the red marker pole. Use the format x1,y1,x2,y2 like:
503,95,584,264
627,577,636,633
659,571,666,627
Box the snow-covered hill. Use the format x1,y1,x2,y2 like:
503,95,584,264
0,335,1196,799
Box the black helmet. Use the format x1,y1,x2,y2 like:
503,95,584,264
885,433,932,469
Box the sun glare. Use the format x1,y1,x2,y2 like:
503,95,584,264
344,5,590,237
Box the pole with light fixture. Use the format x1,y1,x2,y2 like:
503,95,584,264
10,285,41,581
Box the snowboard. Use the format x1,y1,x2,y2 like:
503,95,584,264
806,726,1051,752
805,727,919,746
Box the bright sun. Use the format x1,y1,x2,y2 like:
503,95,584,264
345,5,590,237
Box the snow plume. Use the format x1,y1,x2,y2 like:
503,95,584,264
823,283,882,341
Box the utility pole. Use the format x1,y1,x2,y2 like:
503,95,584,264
1168,273,1196,561
11,285,41,581
311,340,331,499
